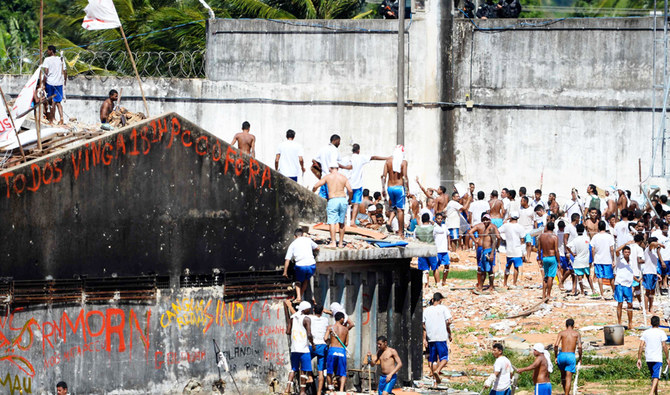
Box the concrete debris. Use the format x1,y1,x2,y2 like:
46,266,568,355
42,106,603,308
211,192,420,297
108,107,147,127
182,379,203,394
489,319,517,334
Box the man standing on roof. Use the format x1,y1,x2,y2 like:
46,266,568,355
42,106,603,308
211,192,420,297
313,134,343,199
283,228,319,302
231,121,256,157
347,143,388,226
42,45,67,125
312,167,353,248
275,129,305,182
382,145,408,239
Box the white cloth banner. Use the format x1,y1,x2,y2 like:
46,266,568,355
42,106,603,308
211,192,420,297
0,99,13,142
82,0,121,30
10,68,40,132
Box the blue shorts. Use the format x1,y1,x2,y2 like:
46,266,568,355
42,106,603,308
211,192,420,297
428,341,449,363
614,284,633,303
648,361,662,379
524,233,534,245
489,389,512,395
594,264,614,279
560,256,573,271
574,267,590,276
319,184,329,199
476,246,483,264
448,228,459,239
643,273,658,290
295,264,316,282
327,197,348,224
326,347,347,376
589,245,593,264
310,344,328,371
479,248,496,273
491,218,503,228
45,83,64,103
291,352,312,372
535,382,552,395
352,188,363,204
506,257,523,269
542,256,558,278
557,352,576,373
418,256,439,271
289,176,298,181
437,252,450,267
658,261,670,276
387,185,405,209
378,374,397,395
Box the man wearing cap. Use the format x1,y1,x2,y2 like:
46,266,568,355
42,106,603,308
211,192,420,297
283,228,320,302
423,292,452,386
326,302,356,330
284,300,315,395
637,315,668,395
517,343,553,395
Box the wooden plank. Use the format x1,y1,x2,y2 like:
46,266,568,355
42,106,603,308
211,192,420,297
312,223,387,240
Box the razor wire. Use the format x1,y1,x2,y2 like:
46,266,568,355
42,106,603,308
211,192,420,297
0,49,206,79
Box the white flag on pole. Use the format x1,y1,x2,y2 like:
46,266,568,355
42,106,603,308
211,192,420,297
82,0,121,30
10,68,41,132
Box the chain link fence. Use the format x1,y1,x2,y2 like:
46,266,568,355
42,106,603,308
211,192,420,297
0,48,206,79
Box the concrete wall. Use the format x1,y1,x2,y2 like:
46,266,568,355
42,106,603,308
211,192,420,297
0,113,324,279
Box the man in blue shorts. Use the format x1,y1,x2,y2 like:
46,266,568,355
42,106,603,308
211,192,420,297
537,222,560,300
415,213,437,287
498,215,525,288
367,336,403,395
518,343,553,395
325,312,349,392
382,145,408,239
309,305,329,395
637,316,668,395
614,246,635,328
285,300,314,395
283,228,320,302
423,292,452,385
42,45,66,125
554,319,582,395
475,215,501,293
312,167,353,248
590,220,615,299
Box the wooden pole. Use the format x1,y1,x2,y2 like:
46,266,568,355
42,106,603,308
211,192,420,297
0,86,27,163
396,0,405,145
36,0,43,151
119,26,150,117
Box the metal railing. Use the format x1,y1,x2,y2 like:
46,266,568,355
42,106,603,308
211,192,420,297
0,48,206,79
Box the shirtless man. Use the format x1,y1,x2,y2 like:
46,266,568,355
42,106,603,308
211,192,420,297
547,193,560,217
537,222,561,300
584,208,600,239
325,312,349,393
312,168,353,247
489,190,505,228
475,214,501,293
617,188,629,215
100,89,118,123
382,146,408,239
553,319,582,395
367,336,403,395
231,121,256,157
416,178,449,214
604,190,618,220
517,343,553,395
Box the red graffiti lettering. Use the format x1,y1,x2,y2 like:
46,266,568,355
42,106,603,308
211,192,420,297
27,164,40,192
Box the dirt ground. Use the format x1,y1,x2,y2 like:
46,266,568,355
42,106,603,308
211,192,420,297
415,248,670,394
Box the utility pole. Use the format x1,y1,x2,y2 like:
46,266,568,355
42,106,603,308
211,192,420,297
397,0,405,145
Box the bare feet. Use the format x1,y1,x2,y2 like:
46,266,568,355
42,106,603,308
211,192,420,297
433,371,441,384
328,242,336,248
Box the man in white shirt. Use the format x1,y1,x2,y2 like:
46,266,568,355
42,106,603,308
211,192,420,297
275,129,305,182
499,215,525,288
422,293,452,386
532,189,547,210
637,315,668,395
563,188,584,221
614,246,635,328
518,197,535,262
613,209,633,248
566,224,596,296
346,144,388,227
309,304,330,395
656,224,670,295
486,343,513,395
445,192,469,250
643,237,663,313
433,212,451,286
42,45,67,125
283,229,319,302
312,134,343,199
469,191,490,227
284,300,315,395
590,221,615,298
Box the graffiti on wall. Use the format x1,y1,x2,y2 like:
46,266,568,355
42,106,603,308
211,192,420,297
0,115,273,199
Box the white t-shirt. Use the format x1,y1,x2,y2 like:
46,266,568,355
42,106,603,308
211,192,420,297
565,223,578,244
534,212,547,226
532,198,546,210
499,222,525,258
276,140,304,178
469,200,489,225
590,232,615,265
614,257,634,287
641,327,668,363
518,207,534,232
502,197,511,219
657,234,670,261
423,304,452,342
285,237,318,267
348,154,371,189
630,244,644,277
556,229,566,255
316,144,341,173
644,248,660,275
493,356,513,391
567,235,591,269
42,56,64,86
614,221,633,248
445,200,463,229
507,200,521,219
563,199,583,220
433,224,450,254
310,315,330,345
290,314,310,353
